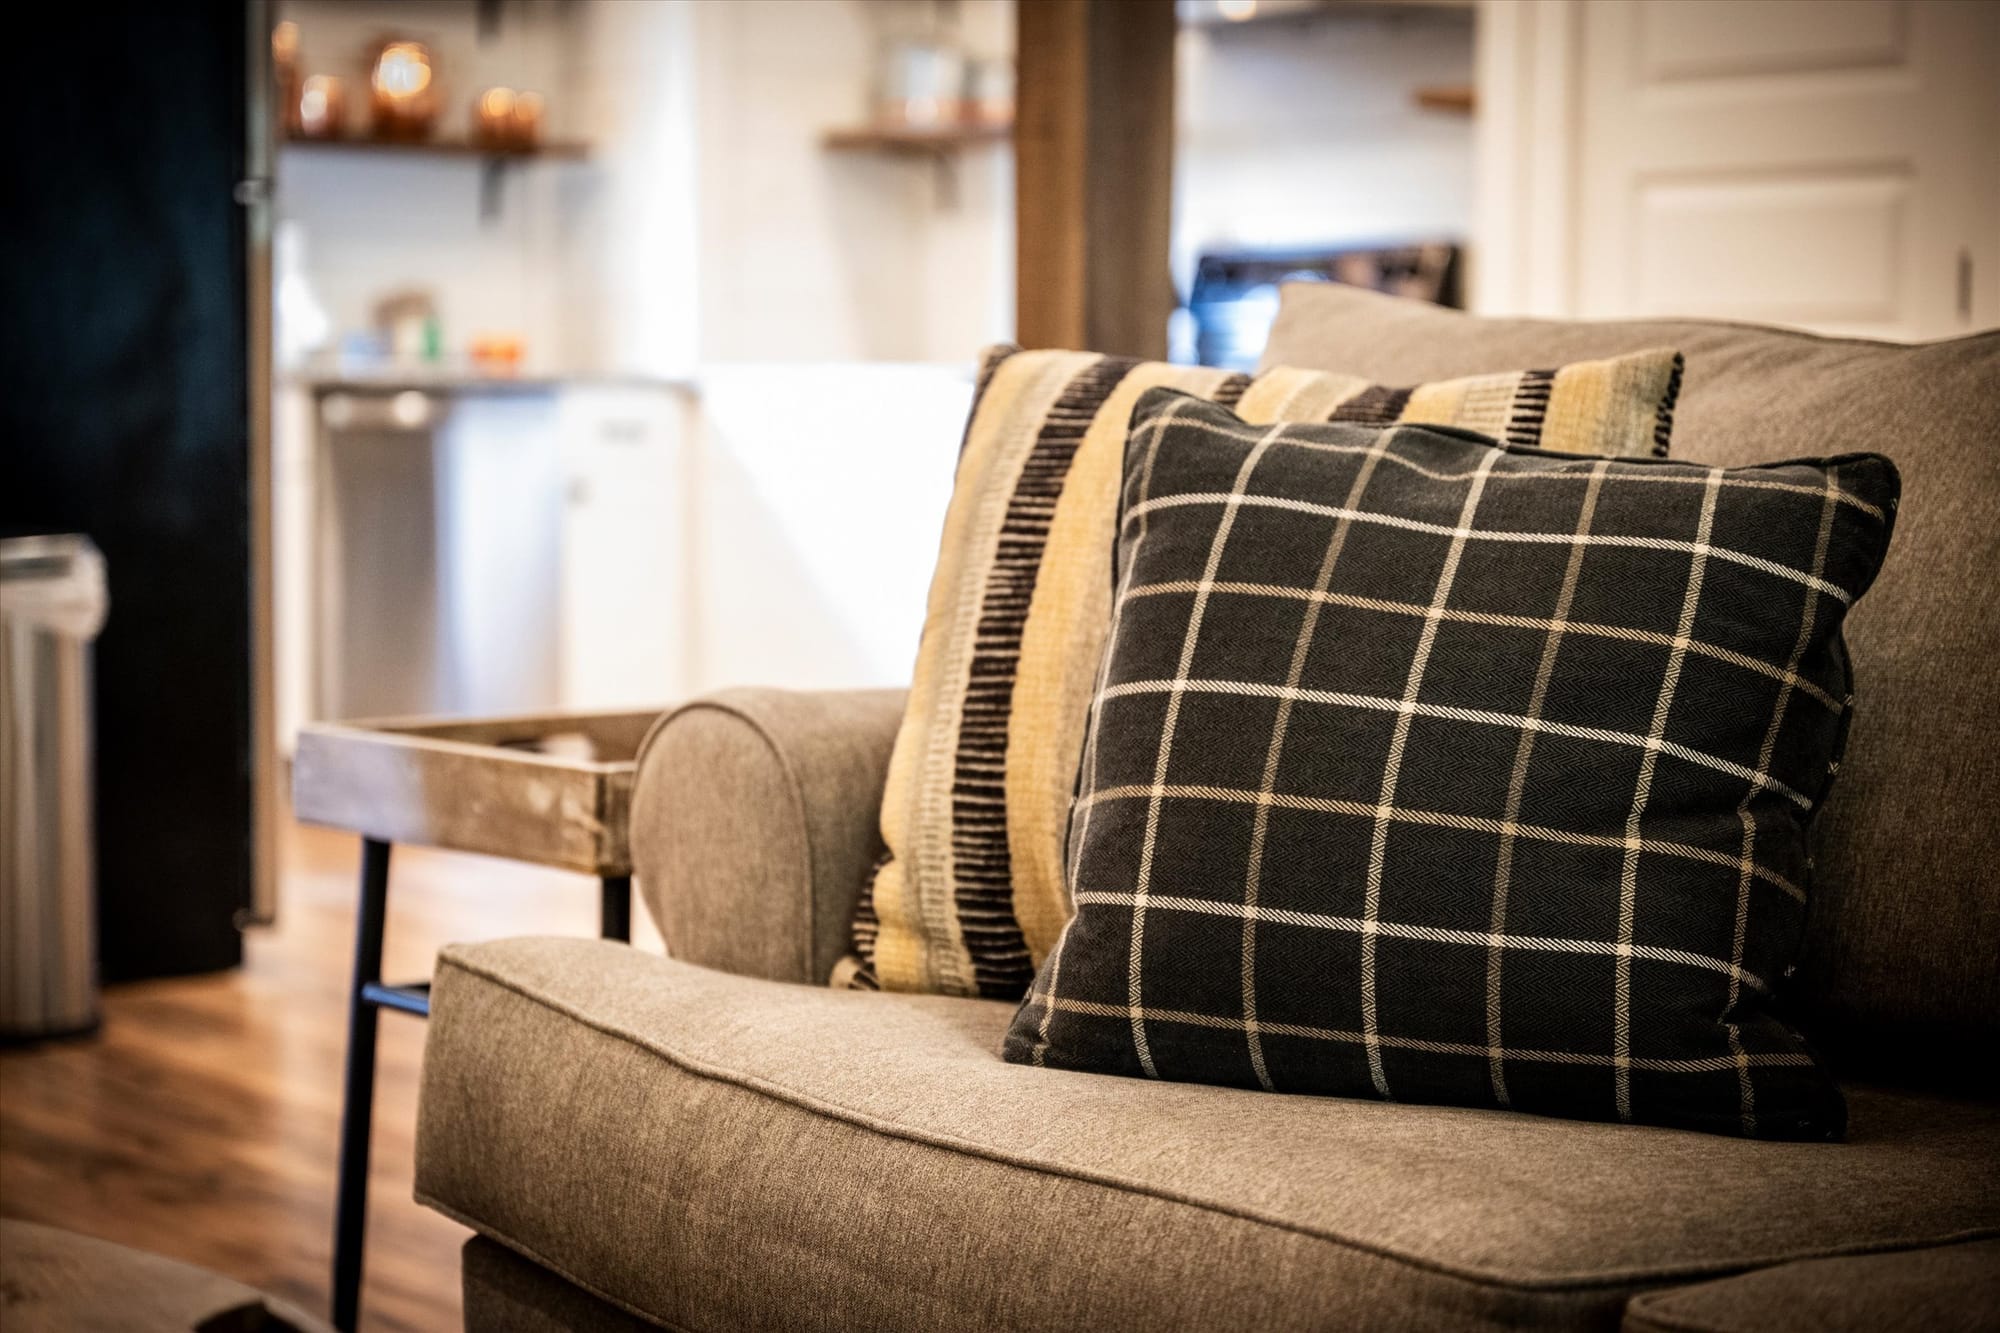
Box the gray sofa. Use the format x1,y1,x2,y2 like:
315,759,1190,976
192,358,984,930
415,289,2000,1331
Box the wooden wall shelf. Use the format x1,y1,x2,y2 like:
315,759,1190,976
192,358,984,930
281,135,590,161
1413,85,1475,115
279,135,591,219
822,123,1011,155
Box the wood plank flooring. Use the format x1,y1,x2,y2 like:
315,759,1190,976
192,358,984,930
0,819,664,1332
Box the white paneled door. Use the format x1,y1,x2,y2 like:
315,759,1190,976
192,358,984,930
1476,0,2000,339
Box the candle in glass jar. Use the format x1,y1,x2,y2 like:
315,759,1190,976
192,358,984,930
370,39,437,141
474,86,516,147
511,90,545,148
297,74,346,139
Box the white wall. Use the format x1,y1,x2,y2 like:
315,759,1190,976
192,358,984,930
690,364,972,693
688,0,1014,364
1173,7,1476,293
563,0,702,378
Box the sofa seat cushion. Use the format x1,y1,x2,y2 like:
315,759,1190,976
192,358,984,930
416,938,2000,1333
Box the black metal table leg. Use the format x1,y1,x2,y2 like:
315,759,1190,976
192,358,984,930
329,845,625,1330
332,837,391,1333
600,873,632,942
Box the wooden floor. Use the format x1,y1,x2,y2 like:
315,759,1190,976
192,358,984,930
0,818,664,1332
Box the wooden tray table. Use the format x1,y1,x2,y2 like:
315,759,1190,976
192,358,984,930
292,708,664,1332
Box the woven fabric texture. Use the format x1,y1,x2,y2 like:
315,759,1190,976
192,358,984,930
1004,390,1899,1139
418,938,2000,1332
854,343,1684,997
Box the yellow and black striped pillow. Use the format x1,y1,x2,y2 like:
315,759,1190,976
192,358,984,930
838,343,1684,996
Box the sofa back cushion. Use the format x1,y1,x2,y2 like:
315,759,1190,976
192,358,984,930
1263,283,2000,1084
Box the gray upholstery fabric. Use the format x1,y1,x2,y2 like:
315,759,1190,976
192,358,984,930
1621,1237,2000,1333
416,937,2000,1333
462,1235,667,1332
0,1219,334,1333
630,688,905,984
1262,284,2000,1080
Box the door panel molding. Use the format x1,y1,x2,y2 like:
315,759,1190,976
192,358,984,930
1476,0,1997,338
1638,0,1909,84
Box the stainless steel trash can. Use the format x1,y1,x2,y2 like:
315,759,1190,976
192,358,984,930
1,535,108,1041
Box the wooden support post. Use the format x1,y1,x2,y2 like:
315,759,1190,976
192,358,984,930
1015,0,1177,359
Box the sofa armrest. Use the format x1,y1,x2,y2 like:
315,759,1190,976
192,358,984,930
630,687,906,984
1622,1237,2000,1333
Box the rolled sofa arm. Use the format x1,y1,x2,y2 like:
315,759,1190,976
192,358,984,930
630,687,907,984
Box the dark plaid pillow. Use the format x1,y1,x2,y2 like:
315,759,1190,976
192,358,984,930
1003,389,1900,1140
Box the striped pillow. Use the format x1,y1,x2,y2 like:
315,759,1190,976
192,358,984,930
838,343,1684,996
